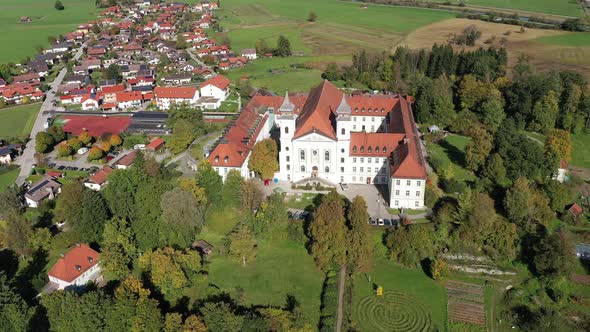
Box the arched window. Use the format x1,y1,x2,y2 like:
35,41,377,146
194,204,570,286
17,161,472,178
354,108,358,113
368,147,372,153
324,151,330,161
381,108,385,113
301,165,306,172
341,128,345,135
224,156,228,163
353,146,357,153
382,146,387,153
325,166,330,173
300,150,305,160
285,127,289,134
375,146,380,153
361,108,365,113
360,146,365,153
286,146,289,151
367,108,371,113
214,156,219,162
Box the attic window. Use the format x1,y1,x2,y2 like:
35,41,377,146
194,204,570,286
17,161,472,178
383,146,387,153
352,146,357,153
214,156,219,162
354,108,358,113
368,147,372,153
381,108,385,113
360,146,365,153
75,265,82,271
375,147,380,153
224,156,228,163
368,108,372,113
361,108,365,113
87,257,93,263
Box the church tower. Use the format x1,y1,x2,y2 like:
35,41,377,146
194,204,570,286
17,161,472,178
276,91,297,181
336,95,352,183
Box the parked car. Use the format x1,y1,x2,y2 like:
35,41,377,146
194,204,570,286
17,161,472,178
340,183,349,191
48,163,56,168
377,218,384,226
77,147,89,155
370,218,377,226
384,219,391,226
134,144,146,150
57,165,65,170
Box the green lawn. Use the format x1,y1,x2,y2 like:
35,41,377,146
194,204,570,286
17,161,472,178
534,32,590,47
191,205,324,325
571,132,590,169
351,229,447,331
285,193,319,210
0,0,97,63
428,134,476,185
0,167,19,191
0,103,41,139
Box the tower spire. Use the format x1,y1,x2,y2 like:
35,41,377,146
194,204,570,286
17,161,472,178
278,89,295,113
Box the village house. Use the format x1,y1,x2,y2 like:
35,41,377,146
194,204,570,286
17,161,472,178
47,243,101,290
163,73,192,85
43,42,72,54
116,91,144,110
114,151,137,169
241,48,257,60
25,175,62,208
154,86,199,110
84,166,114,191
200,74,231,102
81,94,100,110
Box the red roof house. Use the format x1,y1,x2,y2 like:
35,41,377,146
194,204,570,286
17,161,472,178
47,243,101,289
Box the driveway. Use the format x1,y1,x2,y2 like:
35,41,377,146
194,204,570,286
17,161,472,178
15,43,87,185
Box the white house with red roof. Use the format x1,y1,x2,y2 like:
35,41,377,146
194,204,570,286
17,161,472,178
84,165,113,191
47,243,101,290
244,80,428,208
81,95,100,110
154,86,199,110
200,75,230,102
116,91,144,110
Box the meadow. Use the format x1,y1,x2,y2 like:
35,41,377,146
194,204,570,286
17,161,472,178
0,103,41,139
571,133,590,169
428,134,476,186
0,167,19,191
0,0,97,63
428,0,584,17
534,32,590,47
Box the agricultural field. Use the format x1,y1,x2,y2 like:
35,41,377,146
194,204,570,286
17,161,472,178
0,0,97,63
430,0,585,17
0,103,41,140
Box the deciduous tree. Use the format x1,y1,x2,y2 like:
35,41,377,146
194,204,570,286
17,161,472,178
195,160,222,205
160,187,204,248
347,196,372,273
100,218,137,280
309,190,347,270
227,223,257,266
248,138,279,180
545,129,572,162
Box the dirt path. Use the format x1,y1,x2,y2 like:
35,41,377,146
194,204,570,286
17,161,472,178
336,265,346,332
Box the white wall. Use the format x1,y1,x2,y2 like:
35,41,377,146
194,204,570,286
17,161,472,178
389,178,426,209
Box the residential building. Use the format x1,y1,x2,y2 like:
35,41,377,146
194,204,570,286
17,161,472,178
154,86,199,110
84,166,114,191
47,243,101,290
25,175,62,208
241,48,257,60
199,74,230,102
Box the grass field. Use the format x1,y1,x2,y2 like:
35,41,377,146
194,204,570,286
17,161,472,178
534,32,590,47
572,133,590,169
0,0,97,63
191,205,324,325
352,229,447,331
428,134,476,185
0,103,41,139
0,167,19,191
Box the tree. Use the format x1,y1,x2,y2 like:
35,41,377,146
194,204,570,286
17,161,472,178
533,230,575,277
35,131,54,153
322,63,340,81
241,179,263,213
109,134,122,147
107,276,163,332
248,138,279,180
482,153,507,185
139,247,201,300
56,142,73,157
529,90,559,133
102,168,144,220
54,0,65,10
105,64,122,82
195,160,223,205
184,315,208,332
48,125,66,143
101,218,137,280
545,129,572,162
168,119,195,154
99,141,112,152
76,191,110,243
54,181,86,225
160,188,204,248
68,137,83,151
479,94,506,132
176,35,187,49
309,191,347,270
78,131,93,145
308,11,317,22
255,39,270,55
132,177,171,250
386,224,436,267
5,215,33,258
87,146,104,161
179,178,208,205
201,301,244,332
222,169,244,207
275,35,291,57
347,196,372,273
430,258,448,280
227,223,257,266
0,273,34,332
252,192,288,237
465,126,493,171
164,313,183,332
504,177,553,232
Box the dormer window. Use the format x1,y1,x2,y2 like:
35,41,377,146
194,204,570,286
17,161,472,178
75,265,82,271
361,108,365,113
381,108,385,113
368,108,371,113
368,147,372,153
224,156,228,163
360,146,365,153
375,147,380,153
354,108,358,113
214,156,219,162
352,146,357,153
87,257,93,263
383,146,387,153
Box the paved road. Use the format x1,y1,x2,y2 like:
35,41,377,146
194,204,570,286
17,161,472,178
15,44,87,185
187,48,213,72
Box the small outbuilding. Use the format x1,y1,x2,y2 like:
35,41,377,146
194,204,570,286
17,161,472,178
192,240,214,255
569,203,584,219
576,243,590,260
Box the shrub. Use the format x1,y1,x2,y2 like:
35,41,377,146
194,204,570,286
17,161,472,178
87,146,104,161
109,134,122,146
99,141,112,152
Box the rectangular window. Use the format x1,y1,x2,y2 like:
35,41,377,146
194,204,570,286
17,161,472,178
396,180,400,185
286,156,290,162
340,167,344,172
353,158,357,163
341,158,344,163
353,167,356,173
406,190,410,196
372,117,375,122
406,180,411,186
353,125,357,130
286,165,290,170
340,176,344,182
368,158,371,164
416,191,420,197
395,200,399,206
374,168,379,173
360,167,364,173
362,117,366,122
360,158,364,163
417,181,421,186
371,126,374,132
415,201,419,207
395,190,399,195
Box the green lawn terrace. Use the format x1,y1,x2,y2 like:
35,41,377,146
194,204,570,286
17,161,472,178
0,0,97,63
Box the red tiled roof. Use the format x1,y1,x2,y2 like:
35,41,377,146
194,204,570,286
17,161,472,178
560,159,568,169
350,132,405,157
569,203,583,217
101,84,125,94
200,75,230,90
48,244,99,283
116,91,143,102
208,110,269,167
154,86,197,99
146,137,164,150
88,166,113,185
294,80,343,140
347,95,400,116
389,99,427,179
115,151,137,167
62,116,131,136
